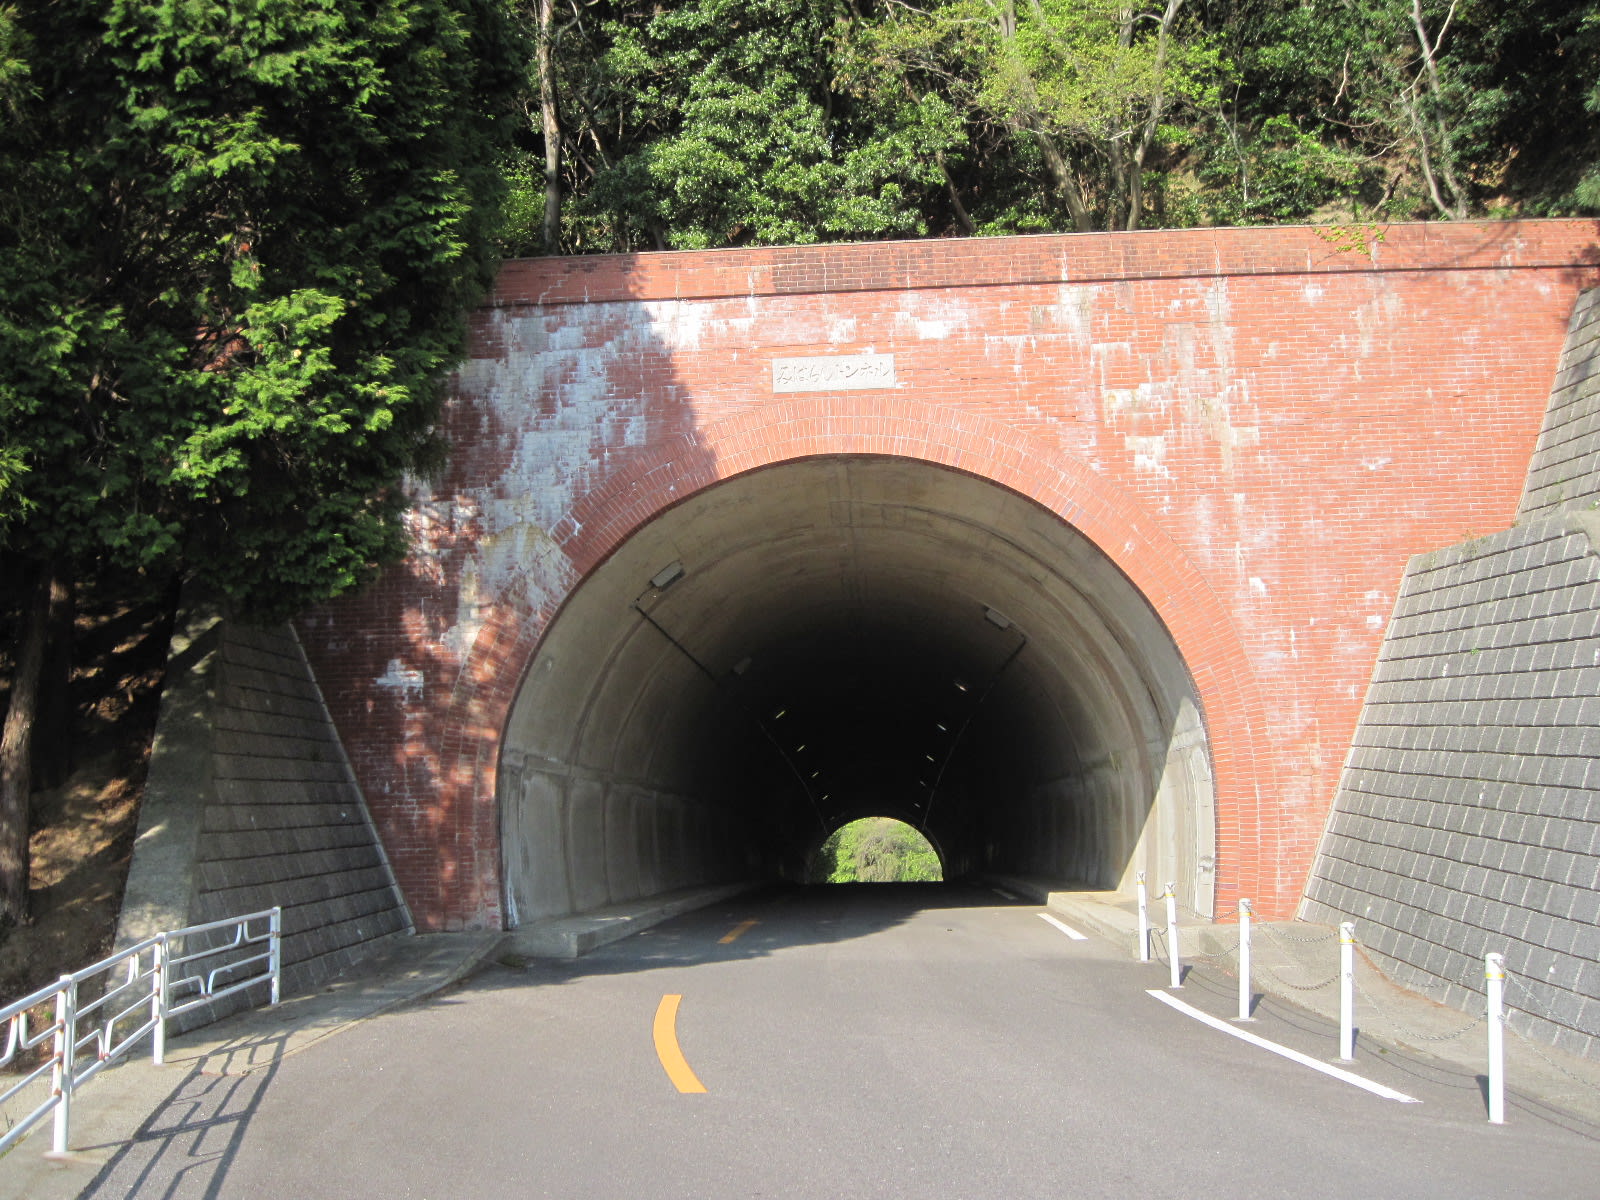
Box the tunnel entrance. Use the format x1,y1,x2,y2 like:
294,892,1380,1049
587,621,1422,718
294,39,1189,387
497,457,1215,926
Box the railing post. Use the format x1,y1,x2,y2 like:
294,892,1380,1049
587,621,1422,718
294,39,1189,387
1338,922,1356,1062
152,936,168,1066
51,976,76,1155
1486,952,1506,1125
269,907,282,1007
1136,873,1150,963
1165,883,1181,989
1236,899,1253,1021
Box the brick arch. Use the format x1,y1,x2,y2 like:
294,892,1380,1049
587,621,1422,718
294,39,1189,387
439,396,1277,927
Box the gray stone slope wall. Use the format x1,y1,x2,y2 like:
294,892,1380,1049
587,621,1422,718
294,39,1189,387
192,622,411,998
1520,287,1600,523
1302,517,1600,1054
1303,288,1600,1057
120,612,411,1024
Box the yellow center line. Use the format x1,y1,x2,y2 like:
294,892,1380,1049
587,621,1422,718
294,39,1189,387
653,994,707,1094
718,919,759,945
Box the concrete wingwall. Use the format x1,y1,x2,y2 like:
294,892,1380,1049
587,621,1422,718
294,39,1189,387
119,610,411,1016
1303,288,1600,1056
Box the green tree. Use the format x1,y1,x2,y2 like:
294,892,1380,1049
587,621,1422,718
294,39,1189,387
815,817,943,883
502,0,959,254
0,0,527,924
841,0,1228,232
1212,0,1600,222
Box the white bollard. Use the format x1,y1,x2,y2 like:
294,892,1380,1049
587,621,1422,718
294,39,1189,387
1486,952,1506,1125
1338,922,1356,1062
1166,883,1181,989
1236,899,1253,1021
1136,873,1150,963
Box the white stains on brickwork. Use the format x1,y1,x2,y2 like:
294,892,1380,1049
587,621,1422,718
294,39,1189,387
642,298,757,350
376,660,424,699
827,315,858,343
1126,434,1170,476
1363,588,1389,632
1302,284,1326,306
986,334,1040,376
1350,281,1404,358
1362,456,1392,471
1095,281,1261,473
1032,286,1097,346
893,295,972,342
1249,577,1268,595
438,304,655,632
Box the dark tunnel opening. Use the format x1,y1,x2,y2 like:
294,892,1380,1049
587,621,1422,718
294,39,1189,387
497,457,1215,926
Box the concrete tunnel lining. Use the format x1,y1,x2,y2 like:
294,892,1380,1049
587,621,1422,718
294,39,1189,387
497,457,1216,925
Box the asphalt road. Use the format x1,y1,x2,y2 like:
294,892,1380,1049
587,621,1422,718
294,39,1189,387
82,884,1600,1198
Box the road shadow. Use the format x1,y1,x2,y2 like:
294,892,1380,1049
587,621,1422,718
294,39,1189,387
75,1038,284,1200
420,880,1036,1004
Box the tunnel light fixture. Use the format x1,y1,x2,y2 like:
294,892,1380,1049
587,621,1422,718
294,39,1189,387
811,771,820,779
925,754,936,762
796,744,806,753
649,561,686,591
983,606,1013,630
954,679,968,692
935,722,947,732
773,708,787,720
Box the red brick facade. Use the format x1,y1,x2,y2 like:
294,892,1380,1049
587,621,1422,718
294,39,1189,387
297,220,1600,929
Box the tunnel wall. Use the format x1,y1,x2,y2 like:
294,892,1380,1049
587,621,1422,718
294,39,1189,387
492,459,1222,921
294,221,1600,930
1302,289,1600,1056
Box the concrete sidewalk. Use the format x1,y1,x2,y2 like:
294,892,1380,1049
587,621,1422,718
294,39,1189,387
993,874,1600,1129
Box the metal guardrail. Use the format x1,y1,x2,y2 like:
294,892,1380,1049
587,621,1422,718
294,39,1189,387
0,906,280,1156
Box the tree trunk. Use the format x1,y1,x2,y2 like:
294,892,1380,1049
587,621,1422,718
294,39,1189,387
538,0,562,253
33,568,74,792
0,561,51,925
1032,128,1095,232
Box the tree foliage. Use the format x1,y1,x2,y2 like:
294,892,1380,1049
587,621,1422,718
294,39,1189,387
1,0,525,621
814,817,943,883
0,0,528,922
506,0,1600,252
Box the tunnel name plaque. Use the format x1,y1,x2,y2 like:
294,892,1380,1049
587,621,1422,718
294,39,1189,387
772,353,895,393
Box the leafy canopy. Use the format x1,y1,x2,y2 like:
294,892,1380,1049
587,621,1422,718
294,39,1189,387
505,0,1600,252
0,0,526,620
814,817,943,883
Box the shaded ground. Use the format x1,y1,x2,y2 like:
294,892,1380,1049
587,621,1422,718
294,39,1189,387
0,586,174,1001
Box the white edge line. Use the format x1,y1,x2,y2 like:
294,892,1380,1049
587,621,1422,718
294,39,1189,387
1146,989,1420,1103
1038,912,1088,941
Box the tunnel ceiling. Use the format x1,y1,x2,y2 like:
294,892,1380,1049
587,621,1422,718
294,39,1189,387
500,457,1214,918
